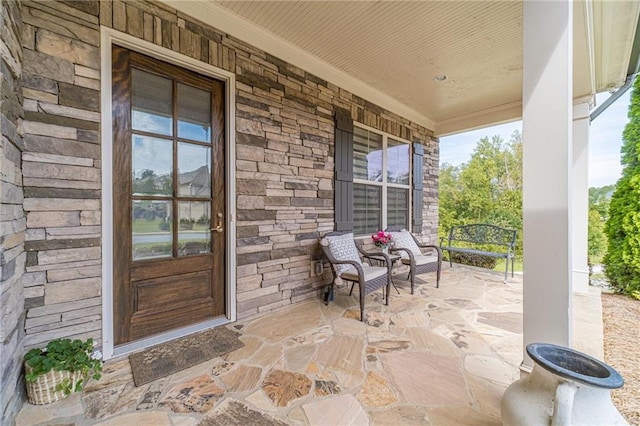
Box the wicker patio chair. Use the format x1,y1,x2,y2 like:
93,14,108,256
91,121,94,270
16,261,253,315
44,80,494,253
386,227,442,294
320,231,391,321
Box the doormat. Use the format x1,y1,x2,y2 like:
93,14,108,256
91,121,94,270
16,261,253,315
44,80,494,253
129,327,244,386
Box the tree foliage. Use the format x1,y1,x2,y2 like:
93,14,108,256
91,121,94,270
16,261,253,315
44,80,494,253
587,185,613,264
439,131,523,256
604,76,640,298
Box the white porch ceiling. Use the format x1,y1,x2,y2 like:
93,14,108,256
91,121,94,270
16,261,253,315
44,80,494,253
163,0,640,136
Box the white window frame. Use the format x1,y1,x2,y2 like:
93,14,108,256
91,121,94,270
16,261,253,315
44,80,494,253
352,123,412,236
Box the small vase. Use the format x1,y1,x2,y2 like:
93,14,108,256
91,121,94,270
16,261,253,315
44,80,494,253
381,246,389,254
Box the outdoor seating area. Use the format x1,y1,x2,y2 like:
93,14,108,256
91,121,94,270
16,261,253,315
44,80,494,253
7,265,581,426
14,265,607,426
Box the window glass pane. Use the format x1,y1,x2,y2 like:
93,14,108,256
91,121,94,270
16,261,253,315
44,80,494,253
387,138,410,185
132,200,172,260
387,188,409,230
178,143,211,197
354,127,383,182
132,69,173,136
132,135,173,196
178,83,212,143
178,201,211,256
354,184,381,236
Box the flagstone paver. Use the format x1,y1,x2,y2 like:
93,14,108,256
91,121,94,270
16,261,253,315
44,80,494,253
384,351,468,406
15,393,83,426
284,344,317,372
427,404,501,426
368,405,430,425
158,374,223,413
219,364,262,392
93,411,171,426
261,370,312,407
477,311,523,333
302,394,369,425
83,381,146,419
357,371,397,407
13,265,605,426
245,390,278,413
314,380,341,396
200,399,287,426
464,354,519,385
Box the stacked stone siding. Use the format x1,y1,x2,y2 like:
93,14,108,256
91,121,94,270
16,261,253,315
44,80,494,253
17,0,439,347
1,0,26,422
20,0,102,350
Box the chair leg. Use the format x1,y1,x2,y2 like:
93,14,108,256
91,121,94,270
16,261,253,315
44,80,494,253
349,282,355,296
511,257,515,277
359,284,365,322
385,278,390,306
323,283,334,305
436,264,441,288
410,267,416,295
504,259,508,282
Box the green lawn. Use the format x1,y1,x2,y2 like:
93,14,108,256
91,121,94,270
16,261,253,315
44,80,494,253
494,258,523,273
132,218,166,233
132,218,209,233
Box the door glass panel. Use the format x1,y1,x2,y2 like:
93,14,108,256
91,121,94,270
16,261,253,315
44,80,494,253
354,127,383,182
178,143,211,197
387,187,409,230
353,184,381,236
387,138,410,185
132,200,172,261
132,69,173,136
178,201,211,256
132,135,173,196
178,83,211,143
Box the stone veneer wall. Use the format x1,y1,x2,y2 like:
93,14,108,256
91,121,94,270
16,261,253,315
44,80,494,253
1,0,27,422
18,0,439,348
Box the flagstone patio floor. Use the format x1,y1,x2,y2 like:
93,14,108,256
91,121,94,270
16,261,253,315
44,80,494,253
15,264,603,426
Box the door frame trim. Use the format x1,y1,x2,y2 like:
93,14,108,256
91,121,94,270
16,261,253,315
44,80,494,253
100,27,237,360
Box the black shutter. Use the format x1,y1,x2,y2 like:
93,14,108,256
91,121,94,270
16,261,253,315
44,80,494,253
334,113,354,231
412,142,424,233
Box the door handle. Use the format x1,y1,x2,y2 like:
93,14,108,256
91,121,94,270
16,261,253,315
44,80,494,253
211,213,223,233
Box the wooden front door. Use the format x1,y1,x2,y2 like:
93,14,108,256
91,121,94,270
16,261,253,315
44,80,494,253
112,46,226,345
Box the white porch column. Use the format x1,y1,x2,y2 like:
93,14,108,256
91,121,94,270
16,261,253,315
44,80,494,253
572,102,591,294
522,0,573,368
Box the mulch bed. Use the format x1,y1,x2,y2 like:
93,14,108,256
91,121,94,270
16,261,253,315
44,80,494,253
602,293,640,425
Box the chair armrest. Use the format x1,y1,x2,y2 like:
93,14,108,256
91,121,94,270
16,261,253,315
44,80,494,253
417,244,442,261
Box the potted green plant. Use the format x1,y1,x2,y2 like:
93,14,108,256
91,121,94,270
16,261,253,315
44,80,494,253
24,338,102,405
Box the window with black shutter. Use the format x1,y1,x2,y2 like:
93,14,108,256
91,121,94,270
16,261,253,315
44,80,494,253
334,116,423,235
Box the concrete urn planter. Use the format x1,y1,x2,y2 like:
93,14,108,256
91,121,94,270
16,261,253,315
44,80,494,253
501,343,627,426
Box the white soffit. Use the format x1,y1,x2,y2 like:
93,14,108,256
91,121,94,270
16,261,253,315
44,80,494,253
161,0,637,135
162,0,434,130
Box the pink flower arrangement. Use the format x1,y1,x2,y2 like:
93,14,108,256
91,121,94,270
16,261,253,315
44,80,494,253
371,230,393,249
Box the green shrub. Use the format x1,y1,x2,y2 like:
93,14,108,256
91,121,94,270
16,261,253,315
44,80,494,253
449,252,498,269
604,75,640,299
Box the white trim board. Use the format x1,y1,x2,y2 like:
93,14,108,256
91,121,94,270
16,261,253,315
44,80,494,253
100,27,237,360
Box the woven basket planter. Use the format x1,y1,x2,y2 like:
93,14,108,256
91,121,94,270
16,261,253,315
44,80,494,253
25,365,84,405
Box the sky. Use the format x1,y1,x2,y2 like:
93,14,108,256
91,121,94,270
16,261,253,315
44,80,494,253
439,89,632,188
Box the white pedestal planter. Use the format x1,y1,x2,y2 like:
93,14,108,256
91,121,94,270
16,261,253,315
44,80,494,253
502,343,627,426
